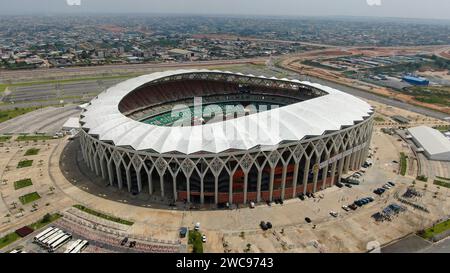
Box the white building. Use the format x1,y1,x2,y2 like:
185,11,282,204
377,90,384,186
408,126,450,161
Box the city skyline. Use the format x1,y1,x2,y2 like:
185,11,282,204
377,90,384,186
0,0,450,21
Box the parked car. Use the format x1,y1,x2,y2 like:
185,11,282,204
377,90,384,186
266,200,272,206
305,217,312,223
367,197,375,202
260,221,268,230
349,204,358,210
201,235,207,243
388,181,395,187
194,222,200,231
129,241,136,248
345,184,353,188
298,194,305,200
250,202,255,208
342,205,350,211
120,237,128,246
336,182,344,188
266,222,273,229
329,211,338,217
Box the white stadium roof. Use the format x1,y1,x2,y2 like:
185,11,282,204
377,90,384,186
80,69,374,154
408,126,450,161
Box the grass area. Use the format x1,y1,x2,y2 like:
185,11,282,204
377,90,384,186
0,213,61,249
17,160,33,168
400,152,407,176
0,232,20,249
19,192,41,205
13,178,33,190
24,148,40,156
416,175,428,182
73,204,134,225
188,230,204,253
420,219,450,240
0,136,12,142
0,107,42,124
434,179,450,189
374,116,385,122
435,176,450,181
27,213,62,230
16,135,53,142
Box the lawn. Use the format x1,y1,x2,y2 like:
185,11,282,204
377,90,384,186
24,148,40,156
19,192,41,205
0,107,41,124
421,219,450,240
27,213,62,230
188,230,204,253
0,136,12,142
434,179,450,189
16,135,54,142
17,160,33,168
73,204,134,225
0,232,20,249
374,116,385,122
400,152,407,176
13,178,33,190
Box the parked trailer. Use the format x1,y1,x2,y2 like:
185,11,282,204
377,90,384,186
33,226,55,242
49,234,72,252
45,231,67,248
37,228,60,245
70,240,89,253
40,229,63,246
64,239,82,253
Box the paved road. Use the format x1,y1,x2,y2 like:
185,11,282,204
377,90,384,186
0,105,80,134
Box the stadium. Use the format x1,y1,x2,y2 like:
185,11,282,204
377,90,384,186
79,69,374,205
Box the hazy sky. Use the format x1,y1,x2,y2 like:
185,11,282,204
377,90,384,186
0,0,450,20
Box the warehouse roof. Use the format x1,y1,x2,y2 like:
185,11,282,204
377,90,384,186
408,126,450,156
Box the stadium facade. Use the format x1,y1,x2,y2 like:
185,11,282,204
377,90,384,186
79,70,374,205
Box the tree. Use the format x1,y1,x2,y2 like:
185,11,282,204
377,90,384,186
42,213,52,223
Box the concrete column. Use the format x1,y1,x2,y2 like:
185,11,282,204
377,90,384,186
291,161,300,198
186,175,190,203
330,160,338,186
337,156,345,183
125,167,131,192
269,166,275,201
200,176,204,204
302,158,311,194
147,171,153,195
100,157,107,180
343,154,351,174
256,168,262,203
173,176,177,202
214,176,219,205
312,159,320,193
160,175,165,198
243,173,248,204
107,160,115,186
321,164,329,190
93,155,100,176
136,169,142,193
116,163,123,190
281,164,287,200
228,175,233,204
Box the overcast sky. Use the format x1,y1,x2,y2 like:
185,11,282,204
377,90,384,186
0,0,449,21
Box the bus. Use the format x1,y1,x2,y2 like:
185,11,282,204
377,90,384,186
33,227,55,242
49,234,72,252
41,230,63,246
70,240,89,253
37,228,60,245
64,239,82,253
45,231,67,248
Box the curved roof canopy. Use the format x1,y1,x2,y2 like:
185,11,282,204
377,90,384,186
80,69,373,154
